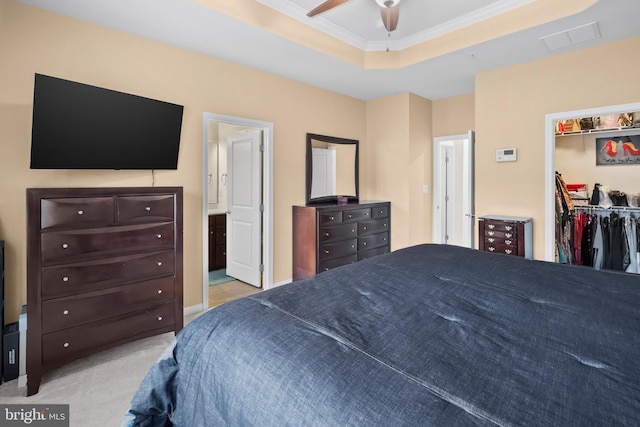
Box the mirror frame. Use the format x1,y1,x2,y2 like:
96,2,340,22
306,133,359,205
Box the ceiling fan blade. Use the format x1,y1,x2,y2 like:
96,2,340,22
380,4,400,32
307,0,350,17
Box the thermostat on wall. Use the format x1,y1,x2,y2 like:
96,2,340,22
496,148,517,162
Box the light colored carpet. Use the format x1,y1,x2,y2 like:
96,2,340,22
0,312,202,427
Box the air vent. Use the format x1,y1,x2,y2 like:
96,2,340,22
540,21,600,51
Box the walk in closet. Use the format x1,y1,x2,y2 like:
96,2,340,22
555,111,640,274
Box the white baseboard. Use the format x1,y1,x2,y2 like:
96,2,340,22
184,304,205,317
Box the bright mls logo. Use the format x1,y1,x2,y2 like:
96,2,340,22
0,405,69,426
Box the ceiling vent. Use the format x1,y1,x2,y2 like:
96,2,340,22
540,21,600,51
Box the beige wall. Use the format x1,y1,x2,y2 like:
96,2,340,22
433,93,475,137
0,0,367,321
556,132,640,198
365,93,433,249
476,36,640,259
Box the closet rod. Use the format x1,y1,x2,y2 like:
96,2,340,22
573,205,640,213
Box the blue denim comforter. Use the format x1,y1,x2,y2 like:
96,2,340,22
124,244,640,426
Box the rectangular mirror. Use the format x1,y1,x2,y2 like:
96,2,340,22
306,133,359,205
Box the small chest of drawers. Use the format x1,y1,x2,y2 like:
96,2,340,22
478,215,532,259
26,187,183,396
293,201,391,280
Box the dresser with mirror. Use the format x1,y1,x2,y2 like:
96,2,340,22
293,133,391,280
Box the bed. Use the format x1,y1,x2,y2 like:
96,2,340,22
123,244,640,426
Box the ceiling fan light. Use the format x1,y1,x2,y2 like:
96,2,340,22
375,0,400,8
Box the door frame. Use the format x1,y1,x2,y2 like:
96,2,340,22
544,101,640,261
433,131,475,248
202,113,274,309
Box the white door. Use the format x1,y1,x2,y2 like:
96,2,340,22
433,131,475,247
226,129,262,287
311,147,336,198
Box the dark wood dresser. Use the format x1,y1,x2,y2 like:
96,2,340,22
26,187,183,395
208,214,227,272
293,201,391,280
478,215,532,259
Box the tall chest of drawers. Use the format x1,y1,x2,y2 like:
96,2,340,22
293,201,391,280
26,187,183,396
478,215,533,259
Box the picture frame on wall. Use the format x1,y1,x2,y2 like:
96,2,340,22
596,135,640,165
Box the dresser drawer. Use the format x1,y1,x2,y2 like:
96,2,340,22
41,276,175,333
358,218,389,236
482,220,519,233
358,232,389,251
318,254,358,273
343,208,371,223
41,197,114,230
358,245,389,261
318,238,357,261
318,223,357,243
41,250,175,299
318,211,342,226
117,195,175,224
483,229,517,240
484,244,518,256
42,303,175,371
371,205,389,219
484,236,517,247
41,222,174,264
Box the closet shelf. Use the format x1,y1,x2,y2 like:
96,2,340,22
556,125,640,137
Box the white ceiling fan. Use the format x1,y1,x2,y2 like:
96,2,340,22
307,0,402,33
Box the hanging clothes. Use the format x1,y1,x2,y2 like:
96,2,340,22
563,208,639,274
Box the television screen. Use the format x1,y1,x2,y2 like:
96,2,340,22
30,74,184,170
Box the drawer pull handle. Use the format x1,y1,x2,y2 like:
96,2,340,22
384,223,387,227
365,213,369,216
77,210,84,215
505,226,513,231
62,243,69,249
62,276,69,282
348,214,352,218
324,250,330,254
329,216,334,220
63,342,70,348
488,224,495,229
363,227,367,230
505,233,513,238
488,238,495,243
63,310,69,315
156,234,162,239
157,261,163,266
325,232,330,237
324,267,329,271
505,249,513,254
157,289,163,294
488,247,495,252
157,316,163,321
145,206,151,211
363,242,367,246
351,245,355,248
505,239,512,245
487,231,494,236
384,237,387,241
223,252,226,256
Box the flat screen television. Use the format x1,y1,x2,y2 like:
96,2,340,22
30,74,184,170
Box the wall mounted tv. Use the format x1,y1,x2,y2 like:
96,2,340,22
30,74,184,170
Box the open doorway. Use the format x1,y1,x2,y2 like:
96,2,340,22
544,101,640,261
433,131,475,248
202,113,274,310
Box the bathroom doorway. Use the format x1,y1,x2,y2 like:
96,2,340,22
202,113,274,310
